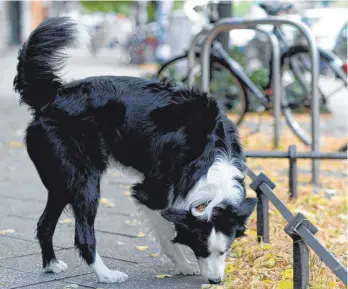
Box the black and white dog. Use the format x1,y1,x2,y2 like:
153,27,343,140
14,17,256,285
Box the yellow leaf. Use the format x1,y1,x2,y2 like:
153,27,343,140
99,197,114,208
59,218,73,224
136,246,148,251
124,191,131,196
155,274,172,279
151,253,159,257
0,229,15,235
281,268,293,279
137,232,145,238
254,255,276,268
261,243,273,250
277,280,293,289
9,141,24,148
328,281,337,289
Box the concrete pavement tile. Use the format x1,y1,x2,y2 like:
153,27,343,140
0,249,93,278
0,196,45,218
64,262,205,289
20,209,141,238
0,248,137,280
21,280,92,289
0,267,51,289
0,216,75,249
0,236,41,260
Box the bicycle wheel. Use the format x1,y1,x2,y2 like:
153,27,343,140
281,45,347,110
157,54,248,126
280,45,347,145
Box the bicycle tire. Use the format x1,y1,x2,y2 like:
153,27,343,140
156,54,249,126
269,45,347,146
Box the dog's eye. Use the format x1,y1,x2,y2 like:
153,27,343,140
195,201,210,213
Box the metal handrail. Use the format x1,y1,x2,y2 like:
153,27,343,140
200,17,320,187
243,163,348,287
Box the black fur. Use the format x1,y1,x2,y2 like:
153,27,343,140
14,17,251,270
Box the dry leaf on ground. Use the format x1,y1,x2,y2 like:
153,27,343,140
136,246,148,251
9,141,24,148
99,197,114,208
155,274,172,279
0,229,15,235
59,218,73,224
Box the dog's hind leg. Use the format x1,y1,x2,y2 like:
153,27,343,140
26,123,69,273
71,175,128,283
37,193,69,273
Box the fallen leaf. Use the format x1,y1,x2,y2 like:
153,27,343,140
59,218,73,224
99,197,114,208
64,284,79,288
137,232,145,238
136,246,148,251
9,141,24,148
151,253,159,257
124,191,131,196
0,229,15,235
277,280,293,289
201,285,212,289
155,274,172,279
281,268,293,279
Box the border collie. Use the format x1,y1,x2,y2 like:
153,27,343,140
13,17,256,285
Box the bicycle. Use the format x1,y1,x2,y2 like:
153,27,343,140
256,2,348,113
157,1,347,146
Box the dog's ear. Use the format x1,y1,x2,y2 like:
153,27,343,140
235,198,257,238
239,198,257,219
161,208,191,229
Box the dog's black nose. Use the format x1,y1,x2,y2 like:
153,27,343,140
208,278,221,284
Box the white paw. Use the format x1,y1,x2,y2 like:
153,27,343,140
44,259,68,274
97,270,128,283
174,262,200,276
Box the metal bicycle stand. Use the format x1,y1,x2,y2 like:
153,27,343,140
200,17,320,187
187,26,281,147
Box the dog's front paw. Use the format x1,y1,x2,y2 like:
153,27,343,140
174,262,200,276
44,259,68,274
97,270,128,283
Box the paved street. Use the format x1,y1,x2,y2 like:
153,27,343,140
0,47,346,289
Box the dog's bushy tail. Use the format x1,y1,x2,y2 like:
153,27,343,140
13,17,89,109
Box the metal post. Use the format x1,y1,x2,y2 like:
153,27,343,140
188,27,211,87
257,193,270,243
289,145,298,199
256,28,281,147
293,238,310,289
200,18,320,186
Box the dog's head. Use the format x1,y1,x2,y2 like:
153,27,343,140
161,198,256,283
161,157,256,284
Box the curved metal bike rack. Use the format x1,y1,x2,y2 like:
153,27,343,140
187,26,281,146
200,17,320,186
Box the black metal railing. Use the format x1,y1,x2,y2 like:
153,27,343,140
242,163,348,288
244,145,347,199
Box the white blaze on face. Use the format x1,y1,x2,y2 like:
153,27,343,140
197,228,228,280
